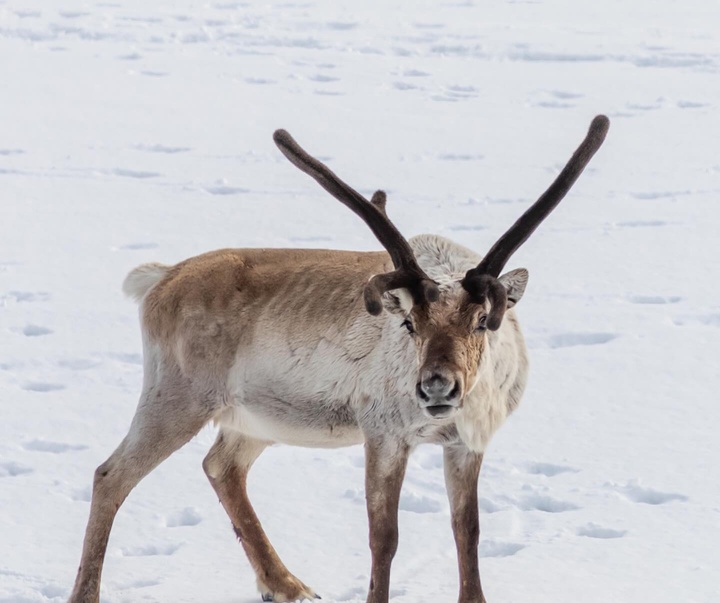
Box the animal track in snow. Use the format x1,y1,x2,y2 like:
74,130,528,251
547,332,618,349
22,381,66,392
109,168,161,179
105,352,143,365
71,486,92,502
614,219,669,228
23,439,89,453
0,148,25,155
0,461,34,477
615,482,688,505
398,492,443,514
6,291,51,303
203,185,250,195
478,540,525,558
677,100,708,109
577,524,627,539
121,543,182,557
119,578,163,589
118,242,159,250
165,507,203,527
628,295,681,305
438,153,484,161
134,143,191,153
22,324,53,336
674,314,720,328
518,494,580,513
478,497,505,514
630,190,690,200
58,357,100,370
524,462,579,477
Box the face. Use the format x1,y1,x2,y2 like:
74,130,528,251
400,287,489,420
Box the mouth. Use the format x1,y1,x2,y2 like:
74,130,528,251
423,404,458,419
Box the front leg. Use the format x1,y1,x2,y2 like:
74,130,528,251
364,436,410,603
444,445,485,603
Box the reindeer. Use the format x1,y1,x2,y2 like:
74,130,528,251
68,116,609,603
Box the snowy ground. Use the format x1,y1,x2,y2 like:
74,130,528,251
1,1,719,602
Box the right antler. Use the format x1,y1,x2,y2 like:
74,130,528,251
273,129,439,316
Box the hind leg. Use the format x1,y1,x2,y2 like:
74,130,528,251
68,382,215,603
203,430,317,602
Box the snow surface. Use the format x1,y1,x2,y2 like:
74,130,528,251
1,1,719,602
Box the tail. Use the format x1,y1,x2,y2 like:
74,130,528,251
122,263,170,303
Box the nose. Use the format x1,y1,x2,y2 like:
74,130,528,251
416,370,461,418
420,372,454,398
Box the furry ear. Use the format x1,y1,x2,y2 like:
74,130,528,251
381,287,414,315
498,268,529,309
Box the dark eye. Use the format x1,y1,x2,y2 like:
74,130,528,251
476,316,488,332
401,318,415,334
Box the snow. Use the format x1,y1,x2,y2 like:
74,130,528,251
1,1,718,602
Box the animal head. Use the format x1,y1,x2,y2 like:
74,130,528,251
274,116,609,418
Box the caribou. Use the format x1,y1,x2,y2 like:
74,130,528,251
68,115,609,603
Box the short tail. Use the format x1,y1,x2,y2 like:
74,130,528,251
122,263,170,303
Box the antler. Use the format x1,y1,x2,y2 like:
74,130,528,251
273,129,439,316
462,115,610,330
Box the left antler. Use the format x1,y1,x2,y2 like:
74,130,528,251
462,115,610,330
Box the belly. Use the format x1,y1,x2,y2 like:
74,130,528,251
215,399,365,448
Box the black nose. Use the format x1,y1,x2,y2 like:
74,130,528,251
421,373,453,398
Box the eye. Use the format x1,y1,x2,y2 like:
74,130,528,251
401,318,415,334
475,315,488,332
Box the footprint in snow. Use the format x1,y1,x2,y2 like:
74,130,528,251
133,143,191,154
121,543,182,557
22,382,66,392
23,439,89,453
58,358,101,370
399,492,442,514
105,352,143,365
6,291,51,303
628,295,681,305
165,507,203,527
479,540,525,557
203,185,250,196
117,242,159,250
518,494,580,513
109,168,161,179
524,462,579,477
118,578,163,590
71,486,92,502
673,314,720,327
615,482,688,505
546,333,618,349
614,220,669,228
577,524,627,539
22,324,53,337
0,461,34,477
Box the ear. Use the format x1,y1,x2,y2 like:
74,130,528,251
498,268,529,309
382,287,414,315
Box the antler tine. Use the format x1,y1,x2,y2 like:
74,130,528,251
273,129,439,315
462,115,610,330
